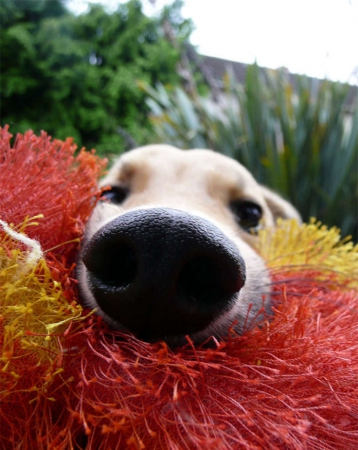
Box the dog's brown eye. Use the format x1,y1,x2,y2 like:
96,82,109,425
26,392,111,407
230,200,262,232
102,186,128,204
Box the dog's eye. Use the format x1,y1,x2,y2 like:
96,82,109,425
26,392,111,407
102,186,128,204
230,200,262,232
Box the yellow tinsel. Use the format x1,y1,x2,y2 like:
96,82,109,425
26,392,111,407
258,218,358,290
0,217,84,397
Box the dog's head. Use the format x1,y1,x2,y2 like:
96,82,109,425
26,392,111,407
77,145,300,345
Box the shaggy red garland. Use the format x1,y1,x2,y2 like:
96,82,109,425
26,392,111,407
0,126,357,450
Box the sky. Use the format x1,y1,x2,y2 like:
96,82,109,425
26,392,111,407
67,0,358,85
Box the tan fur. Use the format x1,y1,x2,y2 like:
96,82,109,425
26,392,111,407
78,145,300,342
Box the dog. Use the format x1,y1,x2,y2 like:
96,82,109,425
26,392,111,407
77,145,301,345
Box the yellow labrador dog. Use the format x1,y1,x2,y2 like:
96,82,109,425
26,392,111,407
77,145,300,345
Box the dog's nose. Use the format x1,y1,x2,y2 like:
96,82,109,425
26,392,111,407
82,208,245,341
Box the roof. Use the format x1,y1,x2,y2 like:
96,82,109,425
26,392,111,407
200,55,357,113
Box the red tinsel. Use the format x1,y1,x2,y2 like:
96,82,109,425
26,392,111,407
0,125,106,258
0,126,357,450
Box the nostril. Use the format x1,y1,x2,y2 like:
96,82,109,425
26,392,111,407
84,242,137,289
177,256,221,306
177,255,243,308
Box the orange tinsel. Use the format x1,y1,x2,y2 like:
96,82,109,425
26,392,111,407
1,126,357,450
0,125,106,259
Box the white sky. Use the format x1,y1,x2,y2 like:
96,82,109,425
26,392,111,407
67,0,358,84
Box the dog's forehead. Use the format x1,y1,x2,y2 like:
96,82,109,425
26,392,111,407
107,145,257,190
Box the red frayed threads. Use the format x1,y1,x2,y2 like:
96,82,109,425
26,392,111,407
0,125,107,261
1,126,358,450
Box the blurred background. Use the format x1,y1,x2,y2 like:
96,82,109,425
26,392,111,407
0,0,357,239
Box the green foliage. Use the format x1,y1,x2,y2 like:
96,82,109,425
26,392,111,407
0,0,191,155
143,65,358,240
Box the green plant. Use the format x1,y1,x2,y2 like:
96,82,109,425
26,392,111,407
0,0,192,155
142,64,358,240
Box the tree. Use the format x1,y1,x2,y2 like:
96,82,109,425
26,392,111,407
0,0,191,154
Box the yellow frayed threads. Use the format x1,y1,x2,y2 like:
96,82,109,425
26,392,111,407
0,217,84,397
0,219,43,271
258,218,358,289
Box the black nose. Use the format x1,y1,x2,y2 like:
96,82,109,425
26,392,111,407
82,208,245,341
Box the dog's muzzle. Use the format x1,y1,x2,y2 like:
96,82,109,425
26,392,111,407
82,208,245,341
